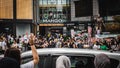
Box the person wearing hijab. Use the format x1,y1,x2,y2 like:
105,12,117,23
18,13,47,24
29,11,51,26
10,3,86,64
56,55,71,68
94,53,110,68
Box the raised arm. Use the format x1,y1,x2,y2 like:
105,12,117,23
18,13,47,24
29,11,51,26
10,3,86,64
29,33,39,65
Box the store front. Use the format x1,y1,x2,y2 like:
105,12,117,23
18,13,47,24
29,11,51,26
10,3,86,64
0,22,13,35
39,0,70,35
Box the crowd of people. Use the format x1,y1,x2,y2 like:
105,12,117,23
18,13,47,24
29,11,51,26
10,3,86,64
0,33,39,68
0,32,119,68
0,32,120,54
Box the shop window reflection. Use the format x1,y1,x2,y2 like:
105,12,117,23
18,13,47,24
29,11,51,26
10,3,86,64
39,0,70,23
43,0,47,5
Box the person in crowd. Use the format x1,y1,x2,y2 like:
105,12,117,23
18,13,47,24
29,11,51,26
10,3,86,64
0,37,3,52
72,43,78,48
0,57,20,68
16,36,23,51
0,37,7,53
77,39,84,48
23,34,29,51
96,14,105,32
4,33,39,68
56,55,71,68
92,41,100,50
100,42,108,50
11,39,18,48
83,42,90,49
62,42,70,48
55,39,62,48
94,53,110,68
48,40,55,48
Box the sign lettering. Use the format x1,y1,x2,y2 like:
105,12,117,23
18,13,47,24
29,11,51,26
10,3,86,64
43,19,66,23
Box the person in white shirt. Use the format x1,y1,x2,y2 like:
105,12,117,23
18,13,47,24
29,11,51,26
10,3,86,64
0,38,6,51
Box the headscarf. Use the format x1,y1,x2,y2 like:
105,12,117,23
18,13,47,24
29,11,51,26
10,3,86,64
56,55,71,68
94,53,110,68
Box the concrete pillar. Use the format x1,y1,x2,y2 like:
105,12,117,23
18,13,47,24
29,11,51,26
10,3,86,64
71,0,75,21
63,27,67,35
37,25,39,32
93,0,99,16
36,25,39,35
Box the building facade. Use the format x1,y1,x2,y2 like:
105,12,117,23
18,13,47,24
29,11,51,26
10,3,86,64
0,0,35,37
38,0,71,36
0,0,120,36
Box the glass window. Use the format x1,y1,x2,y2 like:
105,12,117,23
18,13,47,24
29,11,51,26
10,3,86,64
48,0,56,5
66,0,70,5
43,7,48,19
39,8,42,19
56,5,63,12
62,0,66,5
70,56,95,68
48,0,51,5
39,0,43,5
43,0,47,5
75,0,93,17
99,0,120,16
39,0,70,23
58,0,62,5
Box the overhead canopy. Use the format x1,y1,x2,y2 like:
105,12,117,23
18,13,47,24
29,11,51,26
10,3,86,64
95,34,118,39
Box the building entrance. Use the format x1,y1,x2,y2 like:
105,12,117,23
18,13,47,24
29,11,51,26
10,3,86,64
0,22,13,35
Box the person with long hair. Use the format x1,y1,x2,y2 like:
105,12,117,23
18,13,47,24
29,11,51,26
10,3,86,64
4,33,39,68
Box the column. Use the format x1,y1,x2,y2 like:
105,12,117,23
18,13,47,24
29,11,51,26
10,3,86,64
93,0,99,16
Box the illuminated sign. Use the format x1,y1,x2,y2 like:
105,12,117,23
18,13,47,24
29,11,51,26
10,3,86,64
43,19,66,23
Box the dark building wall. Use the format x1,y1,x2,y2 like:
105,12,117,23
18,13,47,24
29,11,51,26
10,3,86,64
99,0,120,16
0,0,34,36
74,0,93,17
